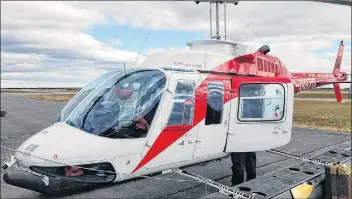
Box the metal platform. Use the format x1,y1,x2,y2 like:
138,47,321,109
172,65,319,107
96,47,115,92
200,141,351,199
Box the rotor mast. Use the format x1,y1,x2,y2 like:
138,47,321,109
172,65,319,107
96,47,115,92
195,0,239,40
215,2,220,39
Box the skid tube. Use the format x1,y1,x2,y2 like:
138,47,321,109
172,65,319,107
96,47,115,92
266,149,333,166
171,168,263,199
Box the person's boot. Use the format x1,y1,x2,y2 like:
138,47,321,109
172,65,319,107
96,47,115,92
231,172,245,186
246,170,256,181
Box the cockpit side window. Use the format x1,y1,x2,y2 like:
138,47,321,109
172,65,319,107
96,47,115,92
205,81,224,125
166,81,195,126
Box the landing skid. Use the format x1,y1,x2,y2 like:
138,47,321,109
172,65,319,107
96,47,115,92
171,168,260,199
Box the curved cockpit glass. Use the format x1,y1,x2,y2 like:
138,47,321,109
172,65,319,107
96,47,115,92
57,69,166,139
58,70,121,122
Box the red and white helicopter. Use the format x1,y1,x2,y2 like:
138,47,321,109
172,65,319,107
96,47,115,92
2,0,351,196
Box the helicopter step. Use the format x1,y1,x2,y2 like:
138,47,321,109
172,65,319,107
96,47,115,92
197,141,351,199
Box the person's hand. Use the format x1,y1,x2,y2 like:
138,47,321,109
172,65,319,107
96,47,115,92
134,115,150,131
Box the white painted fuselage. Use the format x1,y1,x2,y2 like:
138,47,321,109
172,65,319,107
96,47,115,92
12,39,294,183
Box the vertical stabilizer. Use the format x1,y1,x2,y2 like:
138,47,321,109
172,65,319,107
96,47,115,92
333,41,344,102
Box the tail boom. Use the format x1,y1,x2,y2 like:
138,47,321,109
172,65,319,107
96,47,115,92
290,73,349,92
290,40,350,102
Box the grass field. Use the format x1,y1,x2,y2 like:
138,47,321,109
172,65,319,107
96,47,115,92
20,93,352,133
295,92,351,99
293,101,351,132
25,94,76,101
0,89,79,93
1,89,43,93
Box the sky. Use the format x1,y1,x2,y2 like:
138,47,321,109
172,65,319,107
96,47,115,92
1,1,351,88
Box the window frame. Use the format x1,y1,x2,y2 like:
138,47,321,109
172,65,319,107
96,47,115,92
204,81,225,126
165,80,196,127
237,83,286,122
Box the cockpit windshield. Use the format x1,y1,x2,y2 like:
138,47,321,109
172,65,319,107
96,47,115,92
58,69,166,139
58,70,121,122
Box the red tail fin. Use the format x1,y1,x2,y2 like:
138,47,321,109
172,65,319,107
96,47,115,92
333,83,342,102
333,41,344,102
333,41,344,74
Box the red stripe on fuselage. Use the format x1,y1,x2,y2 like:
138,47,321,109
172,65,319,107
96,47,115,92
131,60,236,174
131,127,190,174
131,58,292,174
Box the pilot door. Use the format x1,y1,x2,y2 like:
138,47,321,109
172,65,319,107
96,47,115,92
192,76,232,159
225,80,294,152
142,72,201,169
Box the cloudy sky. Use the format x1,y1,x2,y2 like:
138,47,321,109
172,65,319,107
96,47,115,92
1,1,351,88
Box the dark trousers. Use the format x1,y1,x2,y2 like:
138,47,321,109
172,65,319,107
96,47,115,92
230,152,257,186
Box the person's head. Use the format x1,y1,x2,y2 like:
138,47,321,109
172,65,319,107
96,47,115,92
115,82,134,100
241,84,265,97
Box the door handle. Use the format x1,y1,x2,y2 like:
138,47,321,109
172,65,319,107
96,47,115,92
178,140,195,145
178,141,185,145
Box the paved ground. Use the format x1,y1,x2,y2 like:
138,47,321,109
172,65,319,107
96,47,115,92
1,93,351,199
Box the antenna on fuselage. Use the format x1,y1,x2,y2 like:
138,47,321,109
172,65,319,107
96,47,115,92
195,0,239,40
135,32,150,64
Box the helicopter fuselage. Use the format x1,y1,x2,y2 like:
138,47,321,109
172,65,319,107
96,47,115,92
10,56,295,184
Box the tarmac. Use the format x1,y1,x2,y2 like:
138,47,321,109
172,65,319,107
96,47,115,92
1,93,351,199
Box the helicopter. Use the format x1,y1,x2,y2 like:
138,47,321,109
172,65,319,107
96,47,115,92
1,0,351,196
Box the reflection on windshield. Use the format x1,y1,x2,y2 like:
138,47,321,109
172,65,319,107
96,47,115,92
58,71,121,122
60,69,166,139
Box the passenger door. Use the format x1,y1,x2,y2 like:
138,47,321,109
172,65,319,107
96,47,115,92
192,76,231,159
142,72,201,169
225,81,294,152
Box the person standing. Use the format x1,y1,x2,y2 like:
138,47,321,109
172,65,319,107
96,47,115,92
230,152,257,186
230,84,261,186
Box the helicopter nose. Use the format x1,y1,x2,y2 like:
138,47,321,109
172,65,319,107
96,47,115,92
14,122,117,167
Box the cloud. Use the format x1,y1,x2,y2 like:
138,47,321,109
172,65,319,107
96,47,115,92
73,1,351,40
258,36,351,73
108,38,122,46
1,1,145,87
143,46,190,57
1,1,351,88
